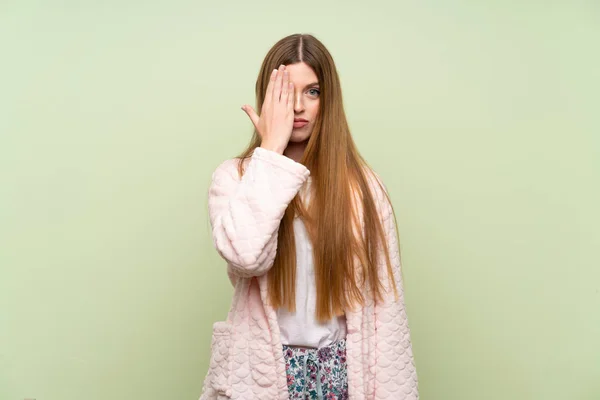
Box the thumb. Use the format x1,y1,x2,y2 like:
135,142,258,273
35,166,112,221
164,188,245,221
241,105,259,130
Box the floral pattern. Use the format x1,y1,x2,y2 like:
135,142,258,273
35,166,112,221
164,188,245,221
282,339,348,399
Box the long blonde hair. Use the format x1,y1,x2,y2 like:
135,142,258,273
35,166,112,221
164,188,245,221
237,34,400,322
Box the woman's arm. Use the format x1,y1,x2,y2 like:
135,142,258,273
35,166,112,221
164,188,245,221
373,176,419,399
208,147,310,278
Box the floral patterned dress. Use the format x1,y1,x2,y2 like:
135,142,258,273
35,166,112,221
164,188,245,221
282,339,349,399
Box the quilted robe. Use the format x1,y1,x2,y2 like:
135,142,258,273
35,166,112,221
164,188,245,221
200,147,419,399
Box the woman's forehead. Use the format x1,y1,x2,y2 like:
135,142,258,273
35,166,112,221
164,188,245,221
285,62,318,85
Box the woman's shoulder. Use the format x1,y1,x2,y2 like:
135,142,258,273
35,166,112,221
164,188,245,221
360,166,394,220
362,166,389,199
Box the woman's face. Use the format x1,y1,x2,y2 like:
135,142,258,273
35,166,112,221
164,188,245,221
285,62,320,143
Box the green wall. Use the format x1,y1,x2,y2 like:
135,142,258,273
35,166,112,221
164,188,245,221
1,1,598,399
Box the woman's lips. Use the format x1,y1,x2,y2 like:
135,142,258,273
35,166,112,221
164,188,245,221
293,121,308,128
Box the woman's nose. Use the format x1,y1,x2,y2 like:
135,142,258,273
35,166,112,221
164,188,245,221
294,92,304,113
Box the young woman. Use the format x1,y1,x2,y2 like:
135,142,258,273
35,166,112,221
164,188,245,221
200,34,419,400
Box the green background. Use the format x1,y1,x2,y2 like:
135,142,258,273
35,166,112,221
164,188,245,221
1,1,598,399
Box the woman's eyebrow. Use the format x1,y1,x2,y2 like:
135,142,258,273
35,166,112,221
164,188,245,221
302,82,319,88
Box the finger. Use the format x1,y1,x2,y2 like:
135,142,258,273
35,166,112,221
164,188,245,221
264,68,277,104
281,69,289,103
241,105,260,130
272,64,285,103
287,81,294,111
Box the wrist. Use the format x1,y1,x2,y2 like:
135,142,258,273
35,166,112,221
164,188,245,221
260,142,286,155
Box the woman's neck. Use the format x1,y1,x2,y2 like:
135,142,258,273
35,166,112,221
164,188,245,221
283,140,309,163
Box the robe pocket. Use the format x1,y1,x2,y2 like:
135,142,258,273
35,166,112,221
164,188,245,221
207,321,233,398
249,332,275,388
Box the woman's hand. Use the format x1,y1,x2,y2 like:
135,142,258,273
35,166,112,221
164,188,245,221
241,64,294,154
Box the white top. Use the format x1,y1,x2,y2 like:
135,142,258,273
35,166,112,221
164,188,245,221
275,181,347,348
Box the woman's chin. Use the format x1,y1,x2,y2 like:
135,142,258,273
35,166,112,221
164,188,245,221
289,131,311,143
